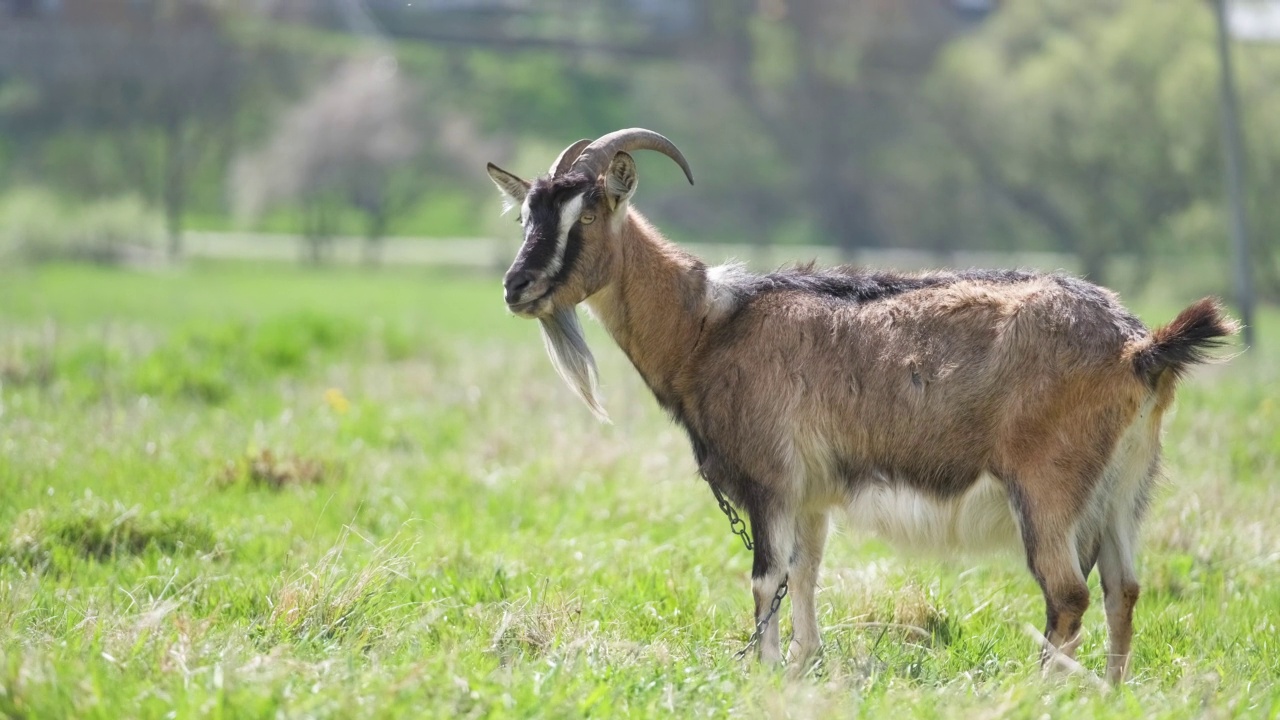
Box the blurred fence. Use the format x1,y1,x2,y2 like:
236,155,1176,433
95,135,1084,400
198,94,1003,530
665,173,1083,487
183,231,1082,275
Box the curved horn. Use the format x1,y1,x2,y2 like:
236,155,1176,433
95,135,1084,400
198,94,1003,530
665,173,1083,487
549,138,592,177
570,128,695,186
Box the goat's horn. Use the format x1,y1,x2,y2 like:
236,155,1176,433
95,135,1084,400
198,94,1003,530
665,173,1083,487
571,128,695,185
549,139,592,177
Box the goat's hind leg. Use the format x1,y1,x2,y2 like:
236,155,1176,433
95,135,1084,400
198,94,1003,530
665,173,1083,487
1097,403,1157,684
1098,522,1140,685
1032,539,1091,671
1096,445,1152,684
1008,481,1092,671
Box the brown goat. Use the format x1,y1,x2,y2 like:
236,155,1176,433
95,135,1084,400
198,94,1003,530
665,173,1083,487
486,128,1237,683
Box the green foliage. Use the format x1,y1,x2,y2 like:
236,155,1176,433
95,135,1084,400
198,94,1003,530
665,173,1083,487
213,188,485,239
927,0,1280,287
130,313,359,402
392,189,483,237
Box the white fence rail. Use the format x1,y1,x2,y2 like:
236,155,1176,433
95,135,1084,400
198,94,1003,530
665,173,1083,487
184,231,1083,275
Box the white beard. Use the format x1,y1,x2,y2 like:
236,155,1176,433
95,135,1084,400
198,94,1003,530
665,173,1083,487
539,307,609,423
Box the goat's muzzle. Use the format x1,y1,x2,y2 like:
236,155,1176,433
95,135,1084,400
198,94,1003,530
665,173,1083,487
503,268,551,317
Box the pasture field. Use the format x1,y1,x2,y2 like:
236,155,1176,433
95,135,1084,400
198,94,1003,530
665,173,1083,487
1,263,1277,718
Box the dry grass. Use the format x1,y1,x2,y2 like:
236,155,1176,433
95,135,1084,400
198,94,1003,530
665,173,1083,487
262,528,412,646
217,448,339,490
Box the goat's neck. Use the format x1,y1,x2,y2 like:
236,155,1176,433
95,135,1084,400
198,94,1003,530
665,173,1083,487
584,211,705,406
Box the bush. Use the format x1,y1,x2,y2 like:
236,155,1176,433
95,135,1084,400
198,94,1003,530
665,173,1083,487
0,188,163,265
74,194,164,263
0,187,70,261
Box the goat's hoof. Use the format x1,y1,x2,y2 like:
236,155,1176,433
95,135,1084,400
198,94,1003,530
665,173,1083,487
785,641,822,679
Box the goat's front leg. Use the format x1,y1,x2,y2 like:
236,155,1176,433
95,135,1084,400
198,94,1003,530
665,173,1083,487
749,506,795,664
787,509,829,671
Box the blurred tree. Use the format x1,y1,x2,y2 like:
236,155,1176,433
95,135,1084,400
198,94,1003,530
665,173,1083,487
1233,29,1280,301
0,1,252,261
926,0,1277,288
232,54,421,265
702,0,983,257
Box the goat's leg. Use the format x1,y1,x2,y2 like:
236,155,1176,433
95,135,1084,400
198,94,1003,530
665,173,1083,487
787,509,829,670
1009,485,1091,670
1029,538,1090,666
1028,536,1091,669
1098,522,1141,684
1096,419,1157,685
748,505,795,665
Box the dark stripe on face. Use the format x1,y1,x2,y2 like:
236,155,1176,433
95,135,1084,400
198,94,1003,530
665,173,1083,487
511,174,597,277
549,222,586,285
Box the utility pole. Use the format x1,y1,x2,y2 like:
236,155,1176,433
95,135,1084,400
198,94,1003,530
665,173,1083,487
1212,0,1256,348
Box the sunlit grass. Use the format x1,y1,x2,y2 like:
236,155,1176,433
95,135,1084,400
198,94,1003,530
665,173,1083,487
0,263,1276,718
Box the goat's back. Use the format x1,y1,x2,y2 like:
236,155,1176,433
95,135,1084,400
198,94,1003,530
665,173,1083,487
683,270,1153,502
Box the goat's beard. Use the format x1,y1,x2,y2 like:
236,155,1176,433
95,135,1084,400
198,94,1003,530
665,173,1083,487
539,306,609,423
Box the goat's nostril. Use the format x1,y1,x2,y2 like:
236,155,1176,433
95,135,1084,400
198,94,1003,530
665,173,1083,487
505,270,537,303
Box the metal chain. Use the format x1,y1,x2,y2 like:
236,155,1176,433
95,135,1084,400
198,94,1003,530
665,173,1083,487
709,483,753,551
734,577,788,660
707,482,789,659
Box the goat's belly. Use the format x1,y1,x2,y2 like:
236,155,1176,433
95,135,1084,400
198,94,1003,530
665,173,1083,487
843,473,1022,554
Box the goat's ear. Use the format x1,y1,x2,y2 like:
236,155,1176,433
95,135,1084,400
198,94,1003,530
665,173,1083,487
486,163,529,214
604,152,637,211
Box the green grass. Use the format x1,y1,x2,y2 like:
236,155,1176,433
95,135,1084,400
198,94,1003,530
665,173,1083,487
1,262,1277,718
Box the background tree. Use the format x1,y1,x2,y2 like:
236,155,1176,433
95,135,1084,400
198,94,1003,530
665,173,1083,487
232,54,421,265
701,0,985,256
0,2,249,261
925,0,1272,287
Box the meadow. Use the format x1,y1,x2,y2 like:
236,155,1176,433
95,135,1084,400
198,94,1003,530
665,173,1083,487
0,262,1277,718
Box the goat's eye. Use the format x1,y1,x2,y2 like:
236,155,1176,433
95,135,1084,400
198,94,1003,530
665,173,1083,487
580,213,596,225
515,215,523,225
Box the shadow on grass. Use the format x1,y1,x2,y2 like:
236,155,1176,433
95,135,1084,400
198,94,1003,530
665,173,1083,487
1,497,221,572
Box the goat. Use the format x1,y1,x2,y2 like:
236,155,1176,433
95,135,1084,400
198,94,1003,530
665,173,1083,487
485,128,1237,684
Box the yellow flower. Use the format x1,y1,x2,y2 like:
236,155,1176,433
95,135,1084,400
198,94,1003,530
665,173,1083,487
324,388,350,415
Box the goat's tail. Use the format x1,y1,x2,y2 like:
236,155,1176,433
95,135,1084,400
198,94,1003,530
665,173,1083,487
1132,297,1239,385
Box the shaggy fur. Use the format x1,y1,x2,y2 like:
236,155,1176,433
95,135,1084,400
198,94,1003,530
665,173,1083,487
487,131,1237,684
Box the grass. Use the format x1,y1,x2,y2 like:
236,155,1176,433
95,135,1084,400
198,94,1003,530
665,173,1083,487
0,262,1277,718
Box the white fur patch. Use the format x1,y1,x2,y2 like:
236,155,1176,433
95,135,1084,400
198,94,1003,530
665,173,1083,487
844,473,1022,554
704,262,753,323
544,193,583,276
1085,391,1160,578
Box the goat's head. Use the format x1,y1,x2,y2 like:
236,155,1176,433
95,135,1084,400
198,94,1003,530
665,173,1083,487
486,128,694,319
485,129,693,423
